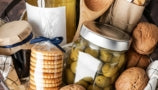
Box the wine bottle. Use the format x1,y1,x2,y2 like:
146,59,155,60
26,0,76,44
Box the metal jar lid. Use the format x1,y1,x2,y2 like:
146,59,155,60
80,21,132,51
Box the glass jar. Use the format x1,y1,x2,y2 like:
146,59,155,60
26,0,76,43
64,21,132,90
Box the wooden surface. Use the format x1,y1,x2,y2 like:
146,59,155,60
73,0,114,41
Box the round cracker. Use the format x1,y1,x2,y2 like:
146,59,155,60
30,75,62,84
30,65,63,73
30,69,62,79
29,83,59,90
31,45,63,57
30,79,62,87
31,52,63,60
30,56,63,65
30,59,63,69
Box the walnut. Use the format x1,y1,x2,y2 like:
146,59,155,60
132,22,158,55
115,67,148,90
126,48,150,69
60,84,86,90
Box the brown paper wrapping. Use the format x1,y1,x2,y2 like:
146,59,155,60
5,63,21,90
100,0,145,33
0,19,5,26
0,20,33,55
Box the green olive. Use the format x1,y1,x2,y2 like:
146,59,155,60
76,79,89,88
87,85,101,90
67,57,73,65
104,85,112,90
65,68,74,84
94,75,111,88
75,38,87,49
100,49,112,63
111,73,119,84
82,77,93,84
70,47,80,61
70,39,88,61
70,61,77,73
85,47,99,58
117,54,125,69
102,63,118,77
101,63,110,74
111,54,120,64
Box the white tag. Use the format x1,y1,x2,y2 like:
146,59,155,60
75,52,102,82
34,53,44,89
26,3,66,45
127,0,133,3
37,0,45,7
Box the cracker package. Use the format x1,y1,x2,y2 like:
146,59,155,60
29,37,64,89
0,20,33,55
100,0,148,34
0,55,21,90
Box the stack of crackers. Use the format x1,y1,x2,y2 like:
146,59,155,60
29,44,63,90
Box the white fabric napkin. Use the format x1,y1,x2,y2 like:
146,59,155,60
144,61,158,90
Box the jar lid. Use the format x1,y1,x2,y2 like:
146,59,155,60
80,22,132,51
0,20,32,46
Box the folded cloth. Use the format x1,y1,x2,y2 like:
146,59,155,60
0,55,21,90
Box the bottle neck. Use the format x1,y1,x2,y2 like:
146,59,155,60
37,0,45,7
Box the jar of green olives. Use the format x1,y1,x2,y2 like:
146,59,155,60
64,21,132,90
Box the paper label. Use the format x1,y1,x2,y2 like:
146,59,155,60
75,52,102,82
126,0,132,2
26,3,66,45
34,53,44,90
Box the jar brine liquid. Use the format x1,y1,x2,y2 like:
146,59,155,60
26,0,76,43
